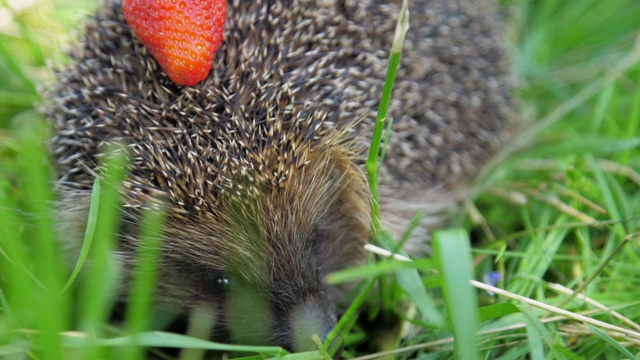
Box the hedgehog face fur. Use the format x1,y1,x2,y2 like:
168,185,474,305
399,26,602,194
134,150,370,349
47,0,515,352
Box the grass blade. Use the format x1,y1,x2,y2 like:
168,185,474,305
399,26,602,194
78,145,129,358
478,303,520,323
62,178,101,293
16,119,67,360
365,0,409,234
125,202,168,360
63,331,286,355
433,229,479,360
586,324,636,359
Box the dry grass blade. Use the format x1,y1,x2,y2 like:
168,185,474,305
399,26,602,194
549,283,640,332
365,244,640,341
471,280,640,341
552,183,607,214
520,187,599,225
560,323,640,348
596,158,640,188
555,233,633,309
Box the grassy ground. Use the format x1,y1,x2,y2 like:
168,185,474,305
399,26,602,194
2,0,640,359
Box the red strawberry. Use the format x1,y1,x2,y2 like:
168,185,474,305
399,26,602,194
122,0,226,86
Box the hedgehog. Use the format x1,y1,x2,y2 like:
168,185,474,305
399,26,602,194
45,0,517,353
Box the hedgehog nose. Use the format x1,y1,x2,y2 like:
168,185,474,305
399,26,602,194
289,297,339,353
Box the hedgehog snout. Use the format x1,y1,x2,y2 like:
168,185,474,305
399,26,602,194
288,295,338,352
220,267,338,352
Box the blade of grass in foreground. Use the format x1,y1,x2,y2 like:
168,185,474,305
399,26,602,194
325,0,439,353
233,353,326,360
324,0,409,353
519,305,548,360
362,0,445,328
124,202,168,360
377,231,444,327
364,0,409,235
326,258,430,284
587,324,637,359
62,178,101,293
0,173,34,346
63,331,286,355
433,229,478,360
17,120,67,360
79,145,129,359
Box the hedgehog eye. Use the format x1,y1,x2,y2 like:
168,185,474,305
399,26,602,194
214,275,234,290
205,270,237,292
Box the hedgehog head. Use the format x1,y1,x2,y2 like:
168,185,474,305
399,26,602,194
135,147,370,351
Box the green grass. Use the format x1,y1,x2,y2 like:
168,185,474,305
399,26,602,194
2,0,640,359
